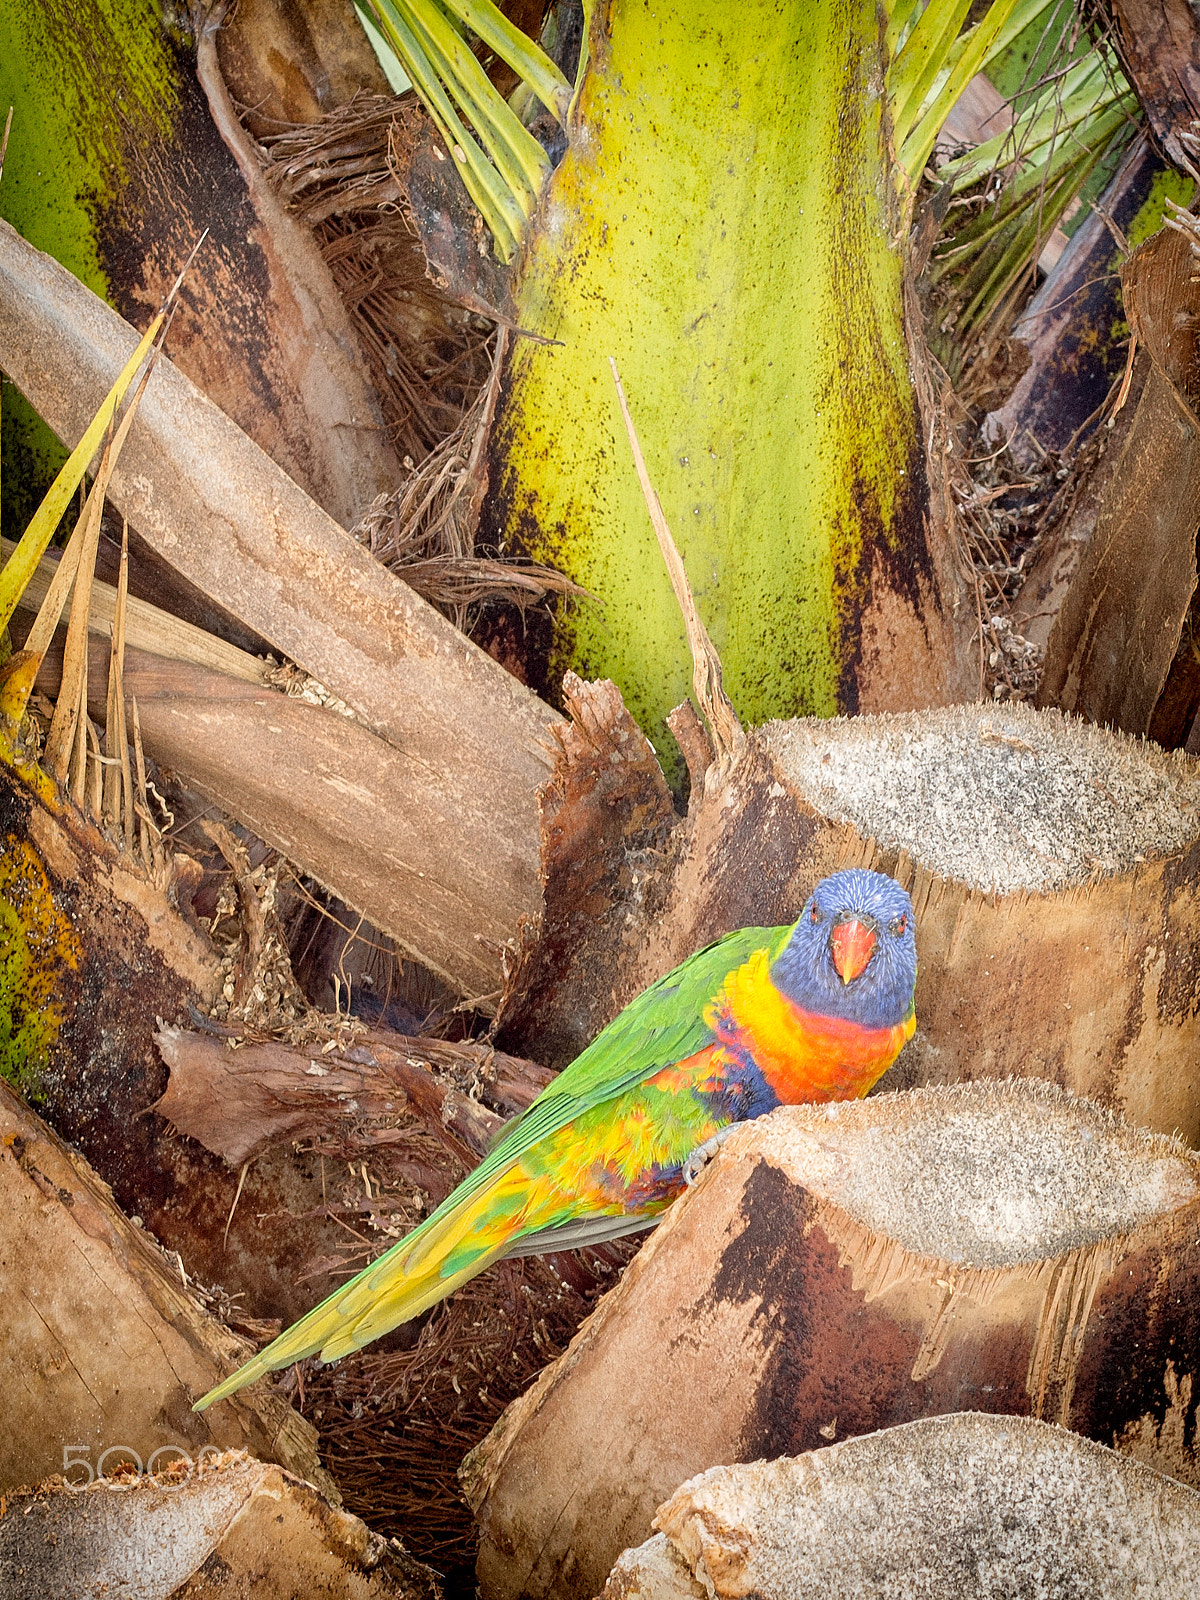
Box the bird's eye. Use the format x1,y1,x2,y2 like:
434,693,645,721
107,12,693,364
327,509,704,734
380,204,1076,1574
891,913,908,936
810,901,820,924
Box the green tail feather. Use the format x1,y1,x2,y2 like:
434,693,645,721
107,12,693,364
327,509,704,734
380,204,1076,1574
193,1183,514,1409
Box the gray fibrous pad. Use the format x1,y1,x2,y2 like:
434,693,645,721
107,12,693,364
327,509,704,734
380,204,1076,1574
647,1414,1200,1600
764,703,1200,893
742,1080,1199,1268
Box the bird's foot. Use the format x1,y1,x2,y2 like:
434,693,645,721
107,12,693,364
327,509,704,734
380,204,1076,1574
683,1125,736,1187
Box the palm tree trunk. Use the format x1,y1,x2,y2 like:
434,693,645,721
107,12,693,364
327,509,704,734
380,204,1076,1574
484,0,974,762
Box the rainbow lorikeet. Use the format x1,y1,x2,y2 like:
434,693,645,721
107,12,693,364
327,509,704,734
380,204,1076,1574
195,867,916,1409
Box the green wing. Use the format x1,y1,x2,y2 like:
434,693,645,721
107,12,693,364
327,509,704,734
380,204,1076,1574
452,923,786,1210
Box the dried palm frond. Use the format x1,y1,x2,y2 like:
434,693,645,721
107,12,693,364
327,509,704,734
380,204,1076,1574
353,335,587,630
0,263,194,872
261,94,494,461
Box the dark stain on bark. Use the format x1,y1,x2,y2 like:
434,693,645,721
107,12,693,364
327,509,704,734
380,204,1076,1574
703,1163,922,1459
822,26,939,715
0,776,31,844
1159,840,1200,1026
92,31,282,451
704,1161,1047,1463
833,426,934,716
1070,1214,1200,1470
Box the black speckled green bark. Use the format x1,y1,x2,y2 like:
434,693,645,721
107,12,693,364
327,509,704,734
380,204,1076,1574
482,0,934,764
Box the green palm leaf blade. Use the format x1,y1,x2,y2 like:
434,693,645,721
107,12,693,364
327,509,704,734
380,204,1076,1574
898,0,1031,181
394,0,549,209
366,0,524,258
440,0,570,122
891,0,976,149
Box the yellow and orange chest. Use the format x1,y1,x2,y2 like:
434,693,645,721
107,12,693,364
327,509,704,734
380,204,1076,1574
707,948,914,1103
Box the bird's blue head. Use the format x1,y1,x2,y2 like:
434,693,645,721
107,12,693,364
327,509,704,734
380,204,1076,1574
770,868,917,1029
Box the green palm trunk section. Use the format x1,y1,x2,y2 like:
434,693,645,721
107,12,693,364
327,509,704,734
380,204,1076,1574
488,0,923,756
0,835,79,1097
0,0,183,539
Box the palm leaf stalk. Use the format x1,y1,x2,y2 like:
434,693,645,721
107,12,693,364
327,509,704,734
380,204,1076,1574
363,0,1123,762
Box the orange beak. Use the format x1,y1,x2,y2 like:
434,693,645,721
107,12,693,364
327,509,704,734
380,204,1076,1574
831,918,876,984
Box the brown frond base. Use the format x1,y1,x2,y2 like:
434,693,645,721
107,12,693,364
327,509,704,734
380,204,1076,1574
261,95,494,463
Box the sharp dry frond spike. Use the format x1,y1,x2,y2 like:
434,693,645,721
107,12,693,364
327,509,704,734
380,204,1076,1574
103,624,120,830
609,357,744,774
17,292,183,750
129,694,156,873
115,522,135,854
86,716,103,821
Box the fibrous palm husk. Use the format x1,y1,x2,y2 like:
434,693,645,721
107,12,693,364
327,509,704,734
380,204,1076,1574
353,335,588,634
261,93,491,463
308,1242,636,1583
261,97,584,637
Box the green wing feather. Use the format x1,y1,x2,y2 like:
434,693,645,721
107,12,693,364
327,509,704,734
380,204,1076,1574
194,923,784,1408
483,923,782,1161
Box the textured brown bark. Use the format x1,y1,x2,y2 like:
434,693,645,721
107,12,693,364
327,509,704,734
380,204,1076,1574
0,221,559,991
8,0,400,531
212,0,392,129
1036,370,1200,730
1039,219,1200,733
495,673,679,1064
190,5,402,530
128,675,524,1003
25,581,525,998
0,759,385,1328
465,1084,1200,1600
0,221,555,766
0,1079,329,1499
153,1025,550,1169
1112,0,1200,174
33,631,527,999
